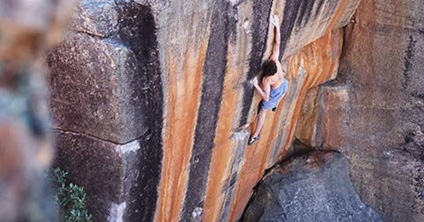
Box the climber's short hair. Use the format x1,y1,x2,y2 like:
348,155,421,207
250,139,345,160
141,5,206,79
262,60,278,77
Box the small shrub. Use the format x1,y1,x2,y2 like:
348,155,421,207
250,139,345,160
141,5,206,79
52,167,92,222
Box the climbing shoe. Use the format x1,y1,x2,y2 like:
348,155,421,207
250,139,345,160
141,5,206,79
248,135,260,145
272,107,277,112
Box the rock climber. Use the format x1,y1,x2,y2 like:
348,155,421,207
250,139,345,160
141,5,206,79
248,15,289,146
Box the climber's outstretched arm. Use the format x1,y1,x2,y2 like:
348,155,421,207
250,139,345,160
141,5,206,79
270,15,281,61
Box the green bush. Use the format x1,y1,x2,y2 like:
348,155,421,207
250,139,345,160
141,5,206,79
52,167,92,222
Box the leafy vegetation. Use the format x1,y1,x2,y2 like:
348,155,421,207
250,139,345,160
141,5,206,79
52,167,92,222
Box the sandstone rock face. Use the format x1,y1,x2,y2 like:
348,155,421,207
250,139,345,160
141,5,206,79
295,0,424,221
48,0,361,221
242,152,382,222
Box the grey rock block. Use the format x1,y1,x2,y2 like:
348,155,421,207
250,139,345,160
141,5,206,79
49,2,162,144
243,151,382,222
48,25,164,143
49,32,147,143
54,130,161,222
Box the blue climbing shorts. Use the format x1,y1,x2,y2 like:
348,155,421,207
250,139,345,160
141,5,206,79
261,78,288,110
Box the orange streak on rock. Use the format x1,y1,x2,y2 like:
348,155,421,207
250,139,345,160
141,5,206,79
279,29,343,156
203,145,230,222
155,40,207,222
327,0,360,31
204,29,253,222
229,111,285,221
203,43,239,222
328,1,350,30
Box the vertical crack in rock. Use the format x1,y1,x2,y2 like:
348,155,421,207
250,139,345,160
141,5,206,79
403,35,416,90
182,1,231,220
239,0,273,126
116,3,163,221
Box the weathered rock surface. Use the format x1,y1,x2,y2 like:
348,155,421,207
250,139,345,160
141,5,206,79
242,151,382,222
54,130,161,222
48,0,361,221
295,0,424,221
49,3,162,144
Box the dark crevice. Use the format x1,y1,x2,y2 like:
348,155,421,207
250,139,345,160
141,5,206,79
412,93,424,99
73,30,113,39
402,35,416,89
278,139,315,164
402,130,424,160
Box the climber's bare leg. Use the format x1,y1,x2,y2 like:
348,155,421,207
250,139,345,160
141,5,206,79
253,108,267,138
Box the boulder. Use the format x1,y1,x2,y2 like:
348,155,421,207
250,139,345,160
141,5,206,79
243,151,382,222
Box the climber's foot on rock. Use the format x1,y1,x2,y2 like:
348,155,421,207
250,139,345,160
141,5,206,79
248,135,260,145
